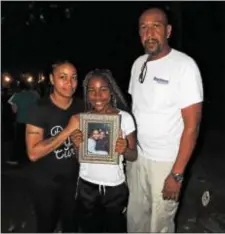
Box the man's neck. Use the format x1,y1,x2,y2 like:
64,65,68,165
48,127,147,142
149,46,171,61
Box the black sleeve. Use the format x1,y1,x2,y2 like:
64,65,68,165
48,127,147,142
26,103,46,129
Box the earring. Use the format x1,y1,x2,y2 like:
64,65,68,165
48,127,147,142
112,96,117,107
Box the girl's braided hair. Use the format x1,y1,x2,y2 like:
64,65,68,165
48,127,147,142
83,69,129,112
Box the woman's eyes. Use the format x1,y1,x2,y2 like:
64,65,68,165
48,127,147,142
60,75,77,81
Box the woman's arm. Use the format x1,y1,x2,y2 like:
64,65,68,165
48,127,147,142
26,124,72,162
26,115,79,162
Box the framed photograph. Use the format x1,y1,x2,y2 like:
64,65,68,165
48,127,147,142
79,113,121,165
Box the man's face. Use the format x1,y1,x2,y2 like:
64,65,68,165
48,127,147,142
139,9,172,57
99,131,105,140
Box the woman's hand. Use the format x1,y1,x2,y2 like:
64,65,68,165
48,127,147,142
66,115,79,135
70,129,83,148
115,131,127,154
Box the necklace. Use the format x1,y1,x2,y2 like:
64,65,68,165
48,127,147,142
89,106,119,115
50,94,72,110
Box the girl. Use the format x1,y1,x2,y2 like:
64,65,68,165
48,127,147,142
69,69,137,233
25,61,84,232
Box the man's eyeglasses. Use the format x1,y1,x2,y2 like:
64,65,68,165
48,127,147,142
138,55,151,84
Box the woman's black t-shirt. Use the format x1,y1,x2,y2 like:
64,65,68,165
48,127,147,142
26,96,84,182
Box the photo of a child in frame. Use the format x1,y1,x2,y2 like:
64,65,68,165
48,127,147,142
87,123,110,156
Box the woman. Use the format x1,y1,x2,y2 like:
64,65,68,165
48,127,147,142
25,61,84,232
69,69,137,233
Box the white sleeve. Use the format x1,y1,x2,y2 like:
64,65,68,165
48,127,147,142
88,138,107,155
123,112,136,136
178,60,204,109
88,138,96,153
128,62,136,95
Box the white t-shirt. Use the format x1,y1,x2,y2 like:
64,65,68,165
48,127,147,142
128,49,203,162
79,110,136,186
87,138,108,155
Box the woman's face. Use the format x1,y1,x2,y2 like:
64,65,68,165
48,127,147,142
87,76,112,113
91,130,99,140
51,63,78,98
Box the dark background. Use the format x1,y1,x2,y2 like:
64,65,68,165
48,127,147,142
1,2,225,232
2,1,225,128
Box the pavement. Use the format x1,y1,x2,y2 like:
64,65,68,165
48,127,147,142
1,128,225,233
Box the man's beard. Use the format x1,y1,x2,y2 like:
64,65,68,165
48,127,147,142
144,39,162,56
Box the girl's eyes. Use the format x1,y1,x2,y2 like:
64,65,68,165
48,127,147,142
60,75,66,80
101,88,109,92
87,88,109,93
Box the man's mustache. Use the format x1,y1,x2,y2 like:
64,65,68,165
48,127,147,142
144,39,158,44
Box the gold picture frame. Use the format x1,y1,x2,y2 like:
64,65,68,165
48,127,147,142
79,113,121,164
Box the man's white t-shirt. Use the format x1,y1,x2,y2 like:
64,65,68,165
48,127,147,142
79,110,136,186
128,49,203,162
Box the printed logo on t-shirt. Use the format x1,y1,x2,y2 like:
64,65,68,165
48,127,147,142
50,125,75,160
153,77,169,84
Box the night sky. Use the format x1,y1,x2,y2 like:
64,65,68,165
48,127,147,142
2,1,225,102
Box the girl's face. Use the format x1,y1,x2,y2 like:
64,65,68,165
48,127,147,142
51,63,78,98
87,76,112,113
91,130,99,140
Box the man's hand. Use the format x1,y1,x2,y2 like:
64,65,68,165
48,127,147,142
70,129,83,148
162,174,182,202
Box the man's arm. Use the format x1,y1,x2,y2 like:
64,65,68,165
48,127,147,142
171,102,202,174
11,104,18,113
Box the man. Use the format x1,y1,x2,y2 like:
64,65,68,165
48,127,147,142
127,7,203,233
8,81,40,165
96,130,109,153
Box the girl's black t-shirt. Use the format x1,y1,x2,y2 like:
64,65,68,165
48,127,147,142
26,96,84,182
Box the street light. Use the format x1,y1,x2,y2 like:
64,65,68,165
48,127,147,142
4,76,11,82
2,73,13,88
27,76,33,83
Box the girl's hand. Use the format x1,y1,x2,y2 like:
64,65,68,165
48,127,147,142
115,131,127,154
70,129,83,148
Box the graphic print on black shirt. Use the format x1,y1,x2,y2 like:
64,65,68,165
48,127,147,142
26,96,84,177
50,125,75,160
